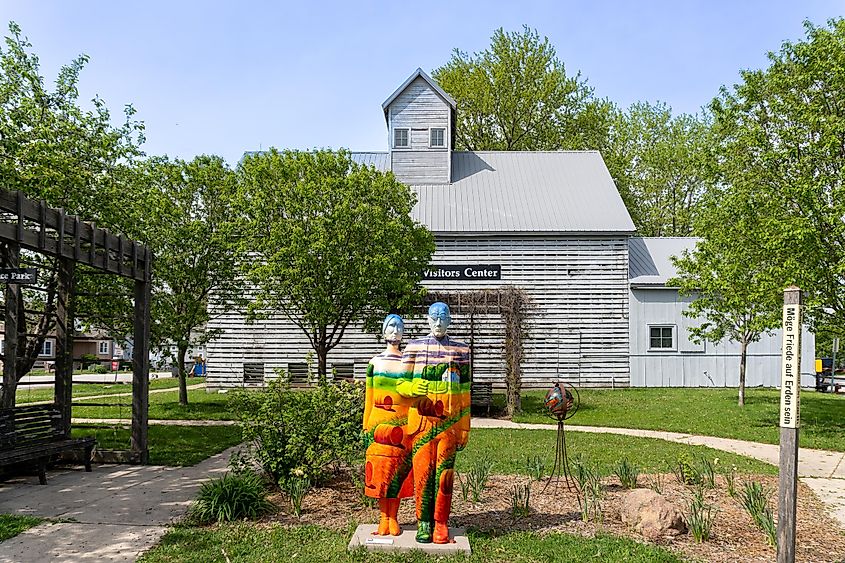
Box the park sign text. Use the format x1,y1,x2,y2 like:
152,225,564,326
779,299,802,428
0,268,38,285
423,265,501,281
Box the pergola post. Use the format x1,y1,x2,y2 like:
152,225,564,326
2,242,20,409
131,247,151,464
54,257,75,437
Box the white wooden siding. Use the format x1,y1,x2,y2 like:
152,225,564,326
629,288,816,387
205,235,631,391
392,151,449,185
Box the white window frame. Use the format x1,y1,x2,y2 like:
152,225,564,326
99,341,110,355
40,339,53,357
648,325,676,351
429,127,446,148
393,128,410,148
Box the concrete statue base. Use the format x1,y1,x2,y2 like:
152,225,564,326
347,524,471,555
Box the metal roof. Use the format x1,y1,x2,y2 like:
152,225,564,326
350,152,389,170
381,68,457,123
629,237,698,287
352,150,635,234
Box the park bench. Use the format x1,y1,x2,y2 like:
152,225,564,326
0,405,96,485
471,380,493,415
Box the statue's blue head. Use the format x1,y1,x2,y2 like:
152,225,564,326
428,302,451,338
382,314,404,343
428,302,451,322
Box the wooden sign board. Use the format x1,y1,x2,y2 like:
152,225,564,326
779,300,802,429
0,268,38,284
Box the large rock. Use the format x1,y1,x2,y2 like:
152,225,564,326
620,488,687,540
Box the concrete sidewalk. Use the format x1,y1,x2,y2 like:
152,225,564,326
474,418,845,528
0,445,238,562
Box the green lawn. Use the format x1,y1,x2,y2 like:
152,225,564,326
72,423,243,466
510,387,845,451
459,428,775,475
71,385,232,421
139,523,684,563
16,377,205,405
0,514,42,542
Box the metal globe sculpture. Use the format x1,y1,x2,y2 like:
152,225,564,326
543,382,579,421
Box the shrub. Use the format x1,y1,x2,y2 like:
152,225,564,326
614,457,640,489
648,472,664,494
524,455,546,480
90,364,108,374
80,353,99,369
739,481,777,547
697,457,716,489
229,377,364,484
674,452,698,485
723,465,738,498
686,488,718,543
464,456,494,502
283,474,311,517
190,471,274,524
511,482,531,517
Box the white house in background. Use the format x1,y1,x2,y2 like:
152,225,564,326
628,237,815,387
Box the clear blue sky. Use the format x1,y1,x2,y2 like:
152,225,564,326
2,1,843,165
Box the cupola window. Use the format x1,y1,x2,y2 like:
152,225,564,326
394,128,409,148
430,128,445,148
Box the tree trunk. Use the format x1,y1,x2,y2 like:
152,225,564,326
177,343,189,406
738,338,748,407
316,345,328,384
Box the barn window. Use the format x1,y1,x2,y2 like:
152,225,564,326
430,128,445,147
393,128,409,148
40,340,53,357
649,326,675,350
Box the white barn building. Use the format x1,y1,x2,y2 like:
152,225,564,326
206,68,815,391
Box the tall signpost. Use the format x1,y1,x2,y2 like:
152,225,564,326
777,286,802,563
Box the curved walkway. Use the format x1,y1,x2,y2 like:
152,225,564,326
474,417,845,528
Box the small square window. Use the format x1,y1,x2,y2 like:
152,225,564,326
649,326,675,350
430,128,445,147
99,341,110,355
40,340,53,357
394,128,409,148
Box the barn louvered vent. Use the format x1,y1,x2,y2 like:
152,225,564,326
333,363,354,381
242,363,264,385
287,363,309,386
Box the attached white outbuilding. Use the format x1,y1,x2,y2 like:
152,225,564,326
629,237,816,387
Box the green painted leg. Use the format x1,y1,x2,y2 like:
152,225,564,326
416,520,432,543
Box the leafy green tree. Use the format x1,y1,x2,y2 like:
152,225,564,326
433,26,614,152
139,156,244,404
708,18,845,338
605,102,710,236
235,149,435,378
0,22,143,404
669,188,783,406
77,156,246,406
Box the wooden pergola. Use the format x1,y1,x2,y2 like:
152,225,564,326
0,189,152,463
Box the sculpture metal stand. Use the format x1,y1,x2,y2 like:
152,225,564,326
542,381,580,493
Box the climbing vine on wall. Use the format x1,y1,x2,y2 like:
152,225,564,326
425,287,533,417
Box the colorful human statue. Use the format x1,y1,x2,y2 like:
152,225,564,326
362,314,415,536
397,302,471,544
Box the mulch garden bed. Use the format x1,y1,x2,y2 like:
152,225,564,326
266,472,845,562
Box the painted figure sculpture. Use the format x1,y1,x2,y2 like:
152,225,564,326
398,302,471,544
363,314,415,536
